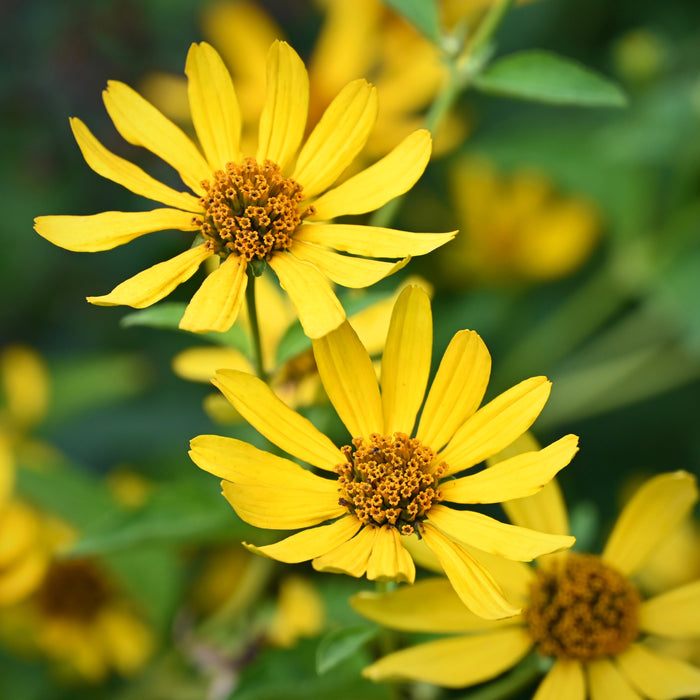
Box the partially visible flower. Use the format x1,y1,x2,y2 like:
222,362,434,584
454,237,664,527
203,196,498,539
354,464,700,698
0,517,153,682
435,157,600,288
35,41,453,339
173,276,433,422
190,286,577,620
266,575,325,648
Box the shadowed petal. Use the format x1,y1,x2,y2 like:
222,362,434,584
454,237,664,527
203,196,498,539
312,321,383,438
309,130,432,220
381,286,432,436
87,244,211,308
639,580,700,639
313,525,378,577
34,209,197,252
587,658,643,700
179,254,247,332
362,628,532,688
534,660,585,700
245,515,362,563
602,471,698,576
366,526,415,584
213,369,344,471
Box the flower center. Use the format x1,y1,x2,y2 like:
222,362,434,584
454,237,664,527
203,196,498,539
524,553,641,661
37,560,111,622
195,158,314,261
335,432,446,535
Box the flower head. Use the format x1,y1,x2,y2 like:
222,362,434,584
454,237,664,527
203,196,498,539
354,466,700,698
190,286,578,619
34,41,453,339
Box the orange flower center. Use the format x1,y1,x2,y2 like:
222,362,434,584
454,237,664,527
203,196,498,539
195,158,314,261
335,432,446,535
37,559,111,622
524,553,641,661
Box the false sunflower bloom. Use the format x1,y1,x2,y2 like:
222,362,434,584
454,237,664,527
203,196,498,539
354,464,700,699
34,41,452,338
190,286,578,619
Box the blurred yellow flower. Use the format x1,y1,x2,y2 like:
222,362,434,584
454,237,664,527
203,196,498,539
35,40,452,339
436,157,600,288
173,276,433,422
1,518,153,682
354,465,700,698
266,575,325,648
190,286,577,620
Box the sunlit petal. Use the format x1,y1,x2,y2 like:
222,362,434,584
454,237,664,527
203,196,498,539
366,526,415,583
313,525,378,577
533,660,585,700
639,580,700,639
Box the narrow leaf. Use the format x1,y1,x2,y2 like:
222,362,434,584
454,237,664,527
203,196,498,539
381,0,441,44
316,624,379,675
475,50,627,107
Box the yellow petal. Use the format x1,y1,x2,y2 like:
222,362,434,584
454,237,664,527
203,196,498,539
179,253,247,332
172,346,252,383
0,501,39,566
639,580,700,639
363,628,532,688
351,578,520,633
587,658,643,700
69,118,201,211
533,660,585,700
97,608,153,676
222,480,345,529
268,252,345,338
256,41,308,170
310,129,432,220
87,244,211,308
503,479,570,540
245,515,362,563
186,42,242,170
366,526,415,583
439,377,552,476
293,80,377,198
296,223,456,258
0,345,49,429
616,643,700,700
190,434,336,488
420,523,520,620
103,80,211,194
312,524,378,577
443,435,579,504
311,321,383,437
381,285,432,435
427,505,574,561
0,438,13,508
213,369,344,470
34,209,197,252
290,240,408,288
0,550,47,605
416,330,491,452
602,471,698,576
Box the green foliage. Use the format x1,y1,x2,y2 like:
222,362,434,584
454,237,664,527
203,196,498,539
475,50,628,107
316,624,380,674
380,0,441,44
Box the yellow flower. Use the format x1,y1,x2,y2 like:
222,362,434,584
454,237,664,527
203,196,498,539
173,276,433,421
436,157,600,287
354,467,700,698
34,40,453,339
190,285,578,619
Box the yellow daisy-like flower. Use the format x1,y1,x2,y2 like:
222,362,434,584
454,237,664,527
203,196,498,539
190,285,578,619
354,467,700,698
34,40,453,339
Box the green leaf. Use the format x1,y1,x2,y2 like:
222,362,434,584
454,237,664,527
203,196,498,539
121,302,251,354
316,624,379,675
69,477,253,556
381,0,441,44
474,50,627,107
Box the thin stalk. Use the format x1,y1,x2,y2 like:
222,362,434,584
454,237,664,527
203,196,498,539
245,270,267,382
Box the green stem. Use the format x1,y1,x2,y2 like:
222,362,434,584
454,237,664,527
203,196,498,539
467,0,515,60
245,270,267,382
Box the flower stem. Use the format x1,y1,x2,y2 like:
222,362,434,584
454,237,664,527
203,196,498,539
245,271,267,383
